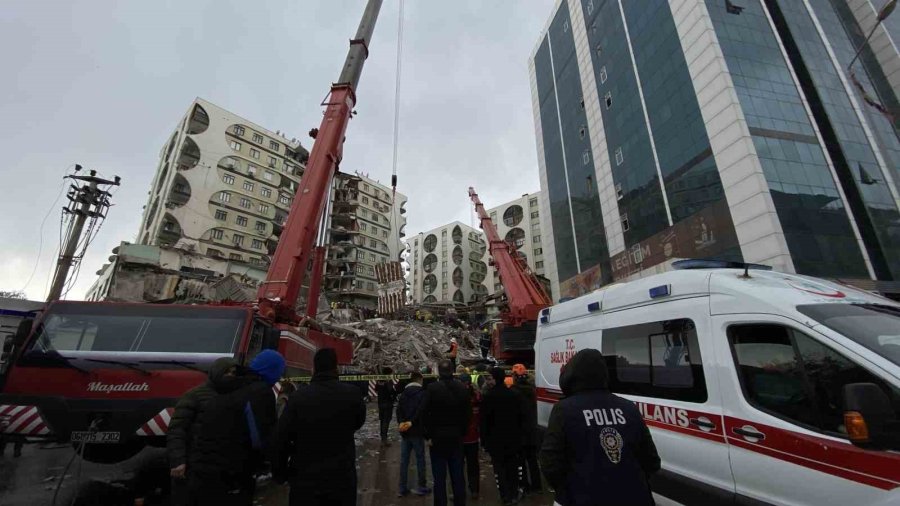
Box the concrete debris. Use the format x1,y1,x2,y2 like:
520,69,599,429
346,319,481,372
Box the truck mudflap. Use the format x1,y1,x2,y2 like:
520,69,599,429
0,404,51,436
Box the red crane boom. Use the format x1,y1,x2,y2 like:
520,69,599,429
258,0,383,323
469,187,551,364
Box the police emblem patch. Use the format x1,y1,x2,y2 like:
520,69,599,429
600,427,624,464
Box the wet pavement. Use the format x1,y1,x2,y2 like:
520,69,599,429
0,404,681,505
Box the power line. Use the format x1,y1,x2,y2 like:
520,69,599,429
20,165,76,294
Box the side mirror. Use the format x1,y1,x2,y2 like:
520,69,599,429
843,382,899,450
262,327,281,350
13,319,33,347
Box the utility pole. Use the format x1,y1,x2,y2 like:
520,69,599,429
46,166,121,303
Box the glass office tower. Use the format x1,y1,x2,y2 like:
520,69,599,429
530,0,900,300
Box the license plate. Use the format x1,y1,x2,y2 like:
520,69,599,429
71,431,120,444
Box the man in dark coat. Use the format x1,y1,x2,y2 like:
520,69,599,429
540,349,661,506
274,347,366,506
510,364,542,493
167,357,239,505
376,366,398,445
480,367,527,505
418,359,470,506
395,371,430,497
188,350,284,505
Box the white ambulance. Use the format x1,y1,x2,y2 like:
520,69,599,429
535,261,900,506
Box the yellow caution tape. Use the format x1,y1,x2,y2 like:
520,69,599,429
283,370,534,383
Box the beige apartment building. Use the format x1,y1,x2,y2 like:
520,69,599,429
483,191,550,299
90,98,406,308
407,222,488,305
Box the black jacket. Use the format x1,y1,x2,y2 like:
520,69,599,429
274,371,366,486
511,378,539,445
376,379,398,406
189,372,278,477
480,384,527,455
396,382,426,438
417,377,471,452
540,351,660,506
166,358,237,468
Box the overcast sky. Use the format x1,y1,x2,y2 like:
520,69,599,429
0,0,553,301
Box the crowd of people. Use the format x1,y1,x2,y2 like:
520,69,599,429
165,346,661,506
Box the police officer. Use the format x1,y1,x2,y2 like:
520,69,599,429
540,349,660,506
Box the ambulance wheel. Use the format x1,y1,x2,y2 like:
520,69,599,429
75,438,145,464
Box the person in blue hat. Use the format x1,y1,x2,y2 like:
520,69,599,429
190,350,285,505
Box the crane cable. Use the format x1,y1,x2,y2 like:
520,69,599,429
390,0,404,199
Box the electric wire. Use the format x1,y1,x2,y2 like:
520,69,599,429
20,165,75,294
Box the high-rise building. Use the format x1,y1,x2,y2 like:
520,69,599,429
530,0,900,300
326,172,408,307
136,98,308,266
90,98,406,308
407,222,488,304
482,192,552,299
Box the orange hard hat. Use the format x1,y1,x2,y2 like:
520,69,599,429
512,364,527,376
504,376,514,388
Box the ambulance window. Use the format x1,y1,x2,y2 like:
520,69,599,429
729,324,900,437
603,318,707,403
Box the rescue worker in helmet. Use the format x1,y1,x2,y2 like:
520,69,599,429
540,349,660,505
509,364,541,494
479,326,492,360
446,337,459,370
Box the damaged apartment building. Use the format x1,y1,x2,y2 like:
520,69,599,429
87,98,408,309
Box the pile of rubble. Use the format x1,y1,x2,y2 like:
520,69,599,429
341,319,482,372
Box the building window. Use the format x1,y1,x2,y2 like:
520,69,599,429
269,140,280,151
364,184,369,191
357,251,365,260
602,319,706,402
279,195,290,205
370,253,376,261
362,196,369,204
243,181,254,192
268,156,277,168
605,91,612,109
616,183,624,200
620,213,629,231
533,235,541,243
223,174,235,185
208,248,223,257
531,211,539,218
529,198,538,208
229,253,242,261
360,222,367,231
163,221,175,232
255,221,266,232
250,257,264,266
215,210,227,220
251,239,264,250
211,229,224,240
252,133,264,143
174,182,186,193
229,141,241,151
233,234,244,247
234,125,245,136
236,215,248,226
259,203,269,214
383,231,388,238
361,209,368,217
534,248,542,255
536,261,544,269
218,192,230,203
284,163,294,175
247,164,257,176
532,223,541,233
372,226,379,235
240,198,252,209
579,126,586,139
264,171,273,181
615,147,624,166
582,150,590,165
600,65,607,84
367,282,375,291
261,187,272,198
250,148,260,159
370,239,377,248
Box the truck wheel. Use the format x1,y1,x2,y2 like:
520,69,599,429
75,438,145,464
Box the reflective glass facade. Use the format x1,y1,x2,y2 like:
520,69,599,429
534,2,609,285
707,0,869,278
769,0,900,278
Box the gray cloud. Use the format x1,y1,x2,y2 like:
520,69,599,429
0,0,553,300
